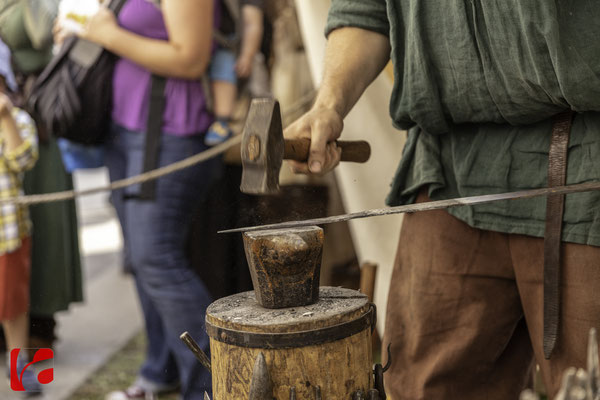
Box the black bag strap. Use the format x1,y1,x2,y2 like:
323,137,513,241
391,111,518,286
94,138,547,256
139,74,167,200
109,0,128,14
68,0,128,69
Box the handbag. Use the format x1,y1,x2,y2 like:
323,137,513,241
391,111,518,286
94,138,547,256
27,0,127,145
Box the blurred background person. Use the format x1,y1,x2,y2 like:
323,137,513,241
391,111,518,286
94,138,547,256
75,0,221,398
204,0,264,145
0,0,83,351
0,39,40,393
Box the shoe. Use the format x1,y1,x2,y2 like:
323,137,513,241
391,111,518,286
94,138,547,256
7,356,43,396
204,119,233,146
105,380,179,400
105,384,157,400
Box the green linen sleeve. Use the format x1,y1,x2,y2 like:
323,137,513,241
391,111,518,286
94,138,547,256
325,0,389,37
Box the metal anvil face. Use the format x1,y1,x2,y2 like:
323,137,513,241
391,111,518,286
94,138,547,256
243,226,324,309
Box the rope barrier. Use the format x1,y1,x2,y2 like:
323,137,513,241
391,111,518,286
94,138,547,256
7,93,315,206
9,135,242,206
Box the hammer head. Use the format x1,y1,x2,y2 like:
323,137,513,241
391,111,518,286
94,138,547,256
240,98,284,194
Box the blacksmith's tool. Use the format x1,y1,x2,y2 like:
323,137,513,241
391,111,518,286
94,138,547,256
248,353,274,400
243,226,323,308
179,332,211,373
314,386,322,400
519,327,600,400
240,97,371,194
373,344,392,399
219,181,600,233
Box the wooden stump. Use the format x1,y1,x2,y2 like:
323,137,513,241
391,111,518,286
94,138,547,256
206,287,374,399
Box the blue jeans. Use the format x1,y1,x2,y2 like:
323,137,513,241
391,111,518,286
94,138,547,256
105,124,221,399
209,47,237,84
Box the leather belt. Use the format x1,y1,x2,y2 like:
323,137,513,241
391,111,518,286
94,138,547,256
543,110,574,359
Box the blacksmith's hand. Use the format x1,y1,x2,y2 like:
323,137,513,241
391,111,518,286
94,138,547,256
78,6,119,48
284,106,343,175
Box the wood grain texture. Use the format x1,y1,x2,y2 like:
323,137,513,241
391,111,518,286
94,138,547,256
211,329,372,399
206,287,369,334
207,287,373,399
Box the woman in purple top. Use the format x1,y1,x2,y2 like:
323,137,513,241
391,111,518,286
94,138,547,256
80,1,219,399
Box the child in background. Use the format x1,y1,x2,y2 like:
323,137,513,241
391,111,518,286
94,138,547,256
205,0,264,146
0,40,40,393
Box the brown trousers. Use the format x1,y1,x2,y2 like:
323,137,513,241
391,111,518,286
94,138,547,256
382,193,600,400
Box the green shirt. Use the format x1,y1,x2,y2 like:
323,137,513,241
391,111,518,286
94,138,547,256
326,0,600,246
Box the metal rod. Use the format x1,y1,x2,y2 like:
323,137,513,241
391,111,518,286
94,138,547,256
367,389,380,400
353,390,366,400
219,181,600,234
180,331,212,374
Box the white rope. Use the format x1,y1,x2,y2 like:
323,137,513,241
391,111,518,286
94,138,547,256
6,92,316,206
11,135,241,206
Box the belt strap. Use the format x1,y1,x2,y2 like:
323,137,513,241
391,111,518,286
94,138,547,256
543,110,574,359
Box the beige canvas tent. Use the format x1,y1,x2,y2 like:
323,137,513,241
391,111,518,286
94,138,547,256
294,0,406,332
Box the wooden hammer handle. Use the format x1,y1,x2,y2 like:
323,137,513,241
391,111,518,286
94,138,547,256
284,138,371,163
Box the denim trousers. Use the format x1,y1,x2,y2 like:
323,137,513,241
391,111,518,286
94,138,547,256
105,123,220,399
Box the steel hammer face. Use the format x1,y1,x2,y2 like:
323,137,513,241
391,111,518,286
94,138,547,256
240,98,284,195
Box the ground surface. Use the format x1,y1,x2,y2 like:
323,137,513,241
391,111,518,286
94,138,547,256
70,332,179,400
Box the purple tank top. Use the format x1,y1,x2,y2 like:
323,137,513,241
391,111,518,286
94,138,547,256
111,0,213,136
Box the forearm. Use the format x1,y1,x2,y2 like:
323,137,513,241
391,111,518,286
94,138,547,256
239,5,264,60
314,27,391,117
84,0,214,79
102,28,210,79
283,27,390,174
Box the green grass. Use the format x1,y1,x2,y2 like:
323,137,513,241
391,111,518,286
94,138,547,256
69,331,179,400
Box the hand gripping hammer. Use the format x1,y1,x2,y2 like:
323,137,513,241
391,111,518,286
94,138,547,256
240,98,371,194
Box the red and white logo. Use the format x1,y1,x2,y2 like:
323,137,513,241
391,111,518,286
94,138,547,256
10,348,54,391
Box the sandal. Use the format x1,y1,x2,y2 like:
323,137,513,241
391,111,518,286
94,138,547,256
205,119,233,146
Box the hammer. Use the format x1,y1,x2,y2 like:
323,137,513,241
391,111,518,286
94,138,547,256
240,98,371,194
